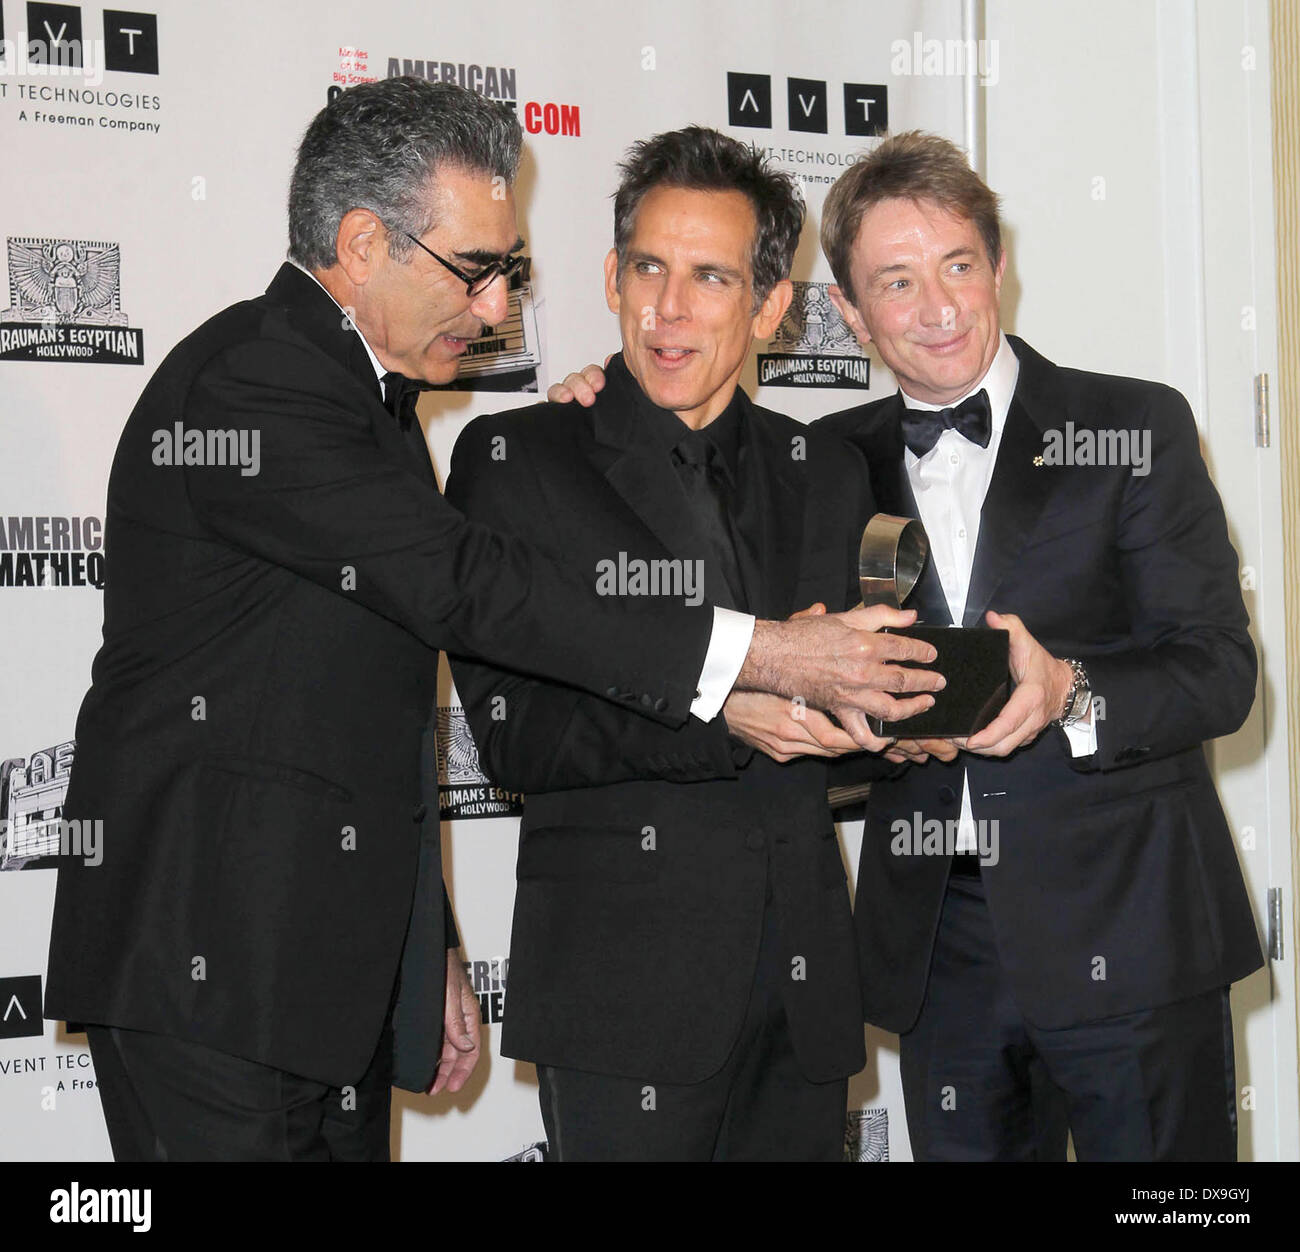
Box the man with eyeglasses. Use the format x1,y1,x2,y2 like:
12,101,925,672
44,78,942,1161
404,230,528,296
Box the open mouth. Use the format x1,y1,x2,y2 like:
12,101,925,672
649,347,696,368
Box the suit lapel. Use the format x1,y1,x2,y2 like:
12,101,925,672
961,339,1058,626
589,357,704,568
736,399,802,619
265,263,381,404
264,263,436,489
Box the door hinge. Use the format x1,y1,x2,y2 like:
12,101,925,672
1255,373,1271,448
1267,887,1283,960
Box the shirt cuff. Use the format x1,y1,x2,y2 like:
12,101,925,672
1063,712,1098,758
690,607,756,721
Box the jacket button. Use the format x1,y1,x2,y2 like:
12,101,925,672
745,833,765,851
641,693,653,707
937,785,956,804
606,686,619,697
413,803,428,823
654,696,669,713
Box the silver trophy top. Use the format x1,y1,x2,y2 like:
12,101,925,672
859,513,929,608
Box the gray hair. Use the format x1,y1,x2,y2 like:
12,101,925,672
288,77,522,270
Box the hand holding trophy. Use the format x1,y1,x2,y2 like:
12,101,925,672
858,514,1010,740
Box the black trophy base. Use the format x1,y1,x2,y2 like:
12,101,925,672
868,625,1010,739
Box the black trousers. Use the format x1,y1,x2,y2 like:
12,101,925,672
537,899,848,1162
85,1019,394,1161
900,870,1238,1162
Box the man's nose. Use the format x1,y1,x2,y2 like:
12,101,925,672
916,276,958,326
470,275,511,326
655,272,689,323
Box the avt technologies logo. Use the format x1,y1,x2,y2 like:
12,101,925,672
1,741,75,870
845,1107,889,1161
757,282,869,389
435,704,522,820
0,5,160,77
0,7,164,135
728,71,887,136
0,238,143,363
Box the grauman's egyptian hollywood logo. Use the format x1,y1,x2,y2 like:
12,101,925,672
0,238,143,363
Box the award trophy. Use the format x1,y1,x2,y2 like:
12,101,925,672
859,513,1010,738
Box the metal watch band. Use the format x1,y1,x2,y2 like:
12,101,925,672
1055,657,1091,727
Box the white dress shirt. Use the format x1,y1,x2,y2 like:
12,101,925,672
900,333,1095,852
289,260,751,721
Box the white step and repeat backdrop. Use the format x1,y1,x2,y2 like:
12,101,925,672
0,0,965,1160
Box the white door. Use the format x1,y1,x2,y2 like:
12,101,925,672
1173,0,1298,1162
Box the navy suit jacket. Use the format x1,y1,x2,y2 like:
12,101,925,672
823,335,1263,1032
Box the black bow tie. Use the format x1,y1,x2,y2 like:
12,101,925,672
899,388,992,458
382,371,421,428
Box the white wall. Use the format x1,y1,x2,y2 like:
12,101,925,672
982,0,1295,1160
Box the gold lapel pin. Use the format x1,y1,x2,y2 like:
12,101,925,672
1033,455,1045,467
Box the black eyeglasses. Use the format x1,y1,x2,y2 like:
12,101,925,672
404,232,526,297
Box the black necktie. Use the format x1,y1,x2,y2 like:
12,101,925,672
899,388,992,458
382,371,420,429
671,433,746,611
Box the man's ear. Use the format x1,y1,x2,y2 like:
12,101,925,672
334,209,385,287
993,248,1007,297
603,248,621,314
753,278,793,341
828,284,872,350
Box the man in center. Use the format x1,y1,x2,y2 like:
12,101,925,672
446,127,891,1160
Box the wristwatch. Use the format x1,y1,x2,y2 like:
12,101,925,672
1054,658,1092,728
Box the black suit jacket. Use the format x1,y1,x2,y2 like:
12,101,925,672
446,356,873,1084
822,335,1264,1033
43,266,717,1090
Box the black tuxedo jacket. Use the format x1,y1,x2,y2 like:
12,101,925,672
822,335,1264,1033
446,356,873,1084
43,266,717,1090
